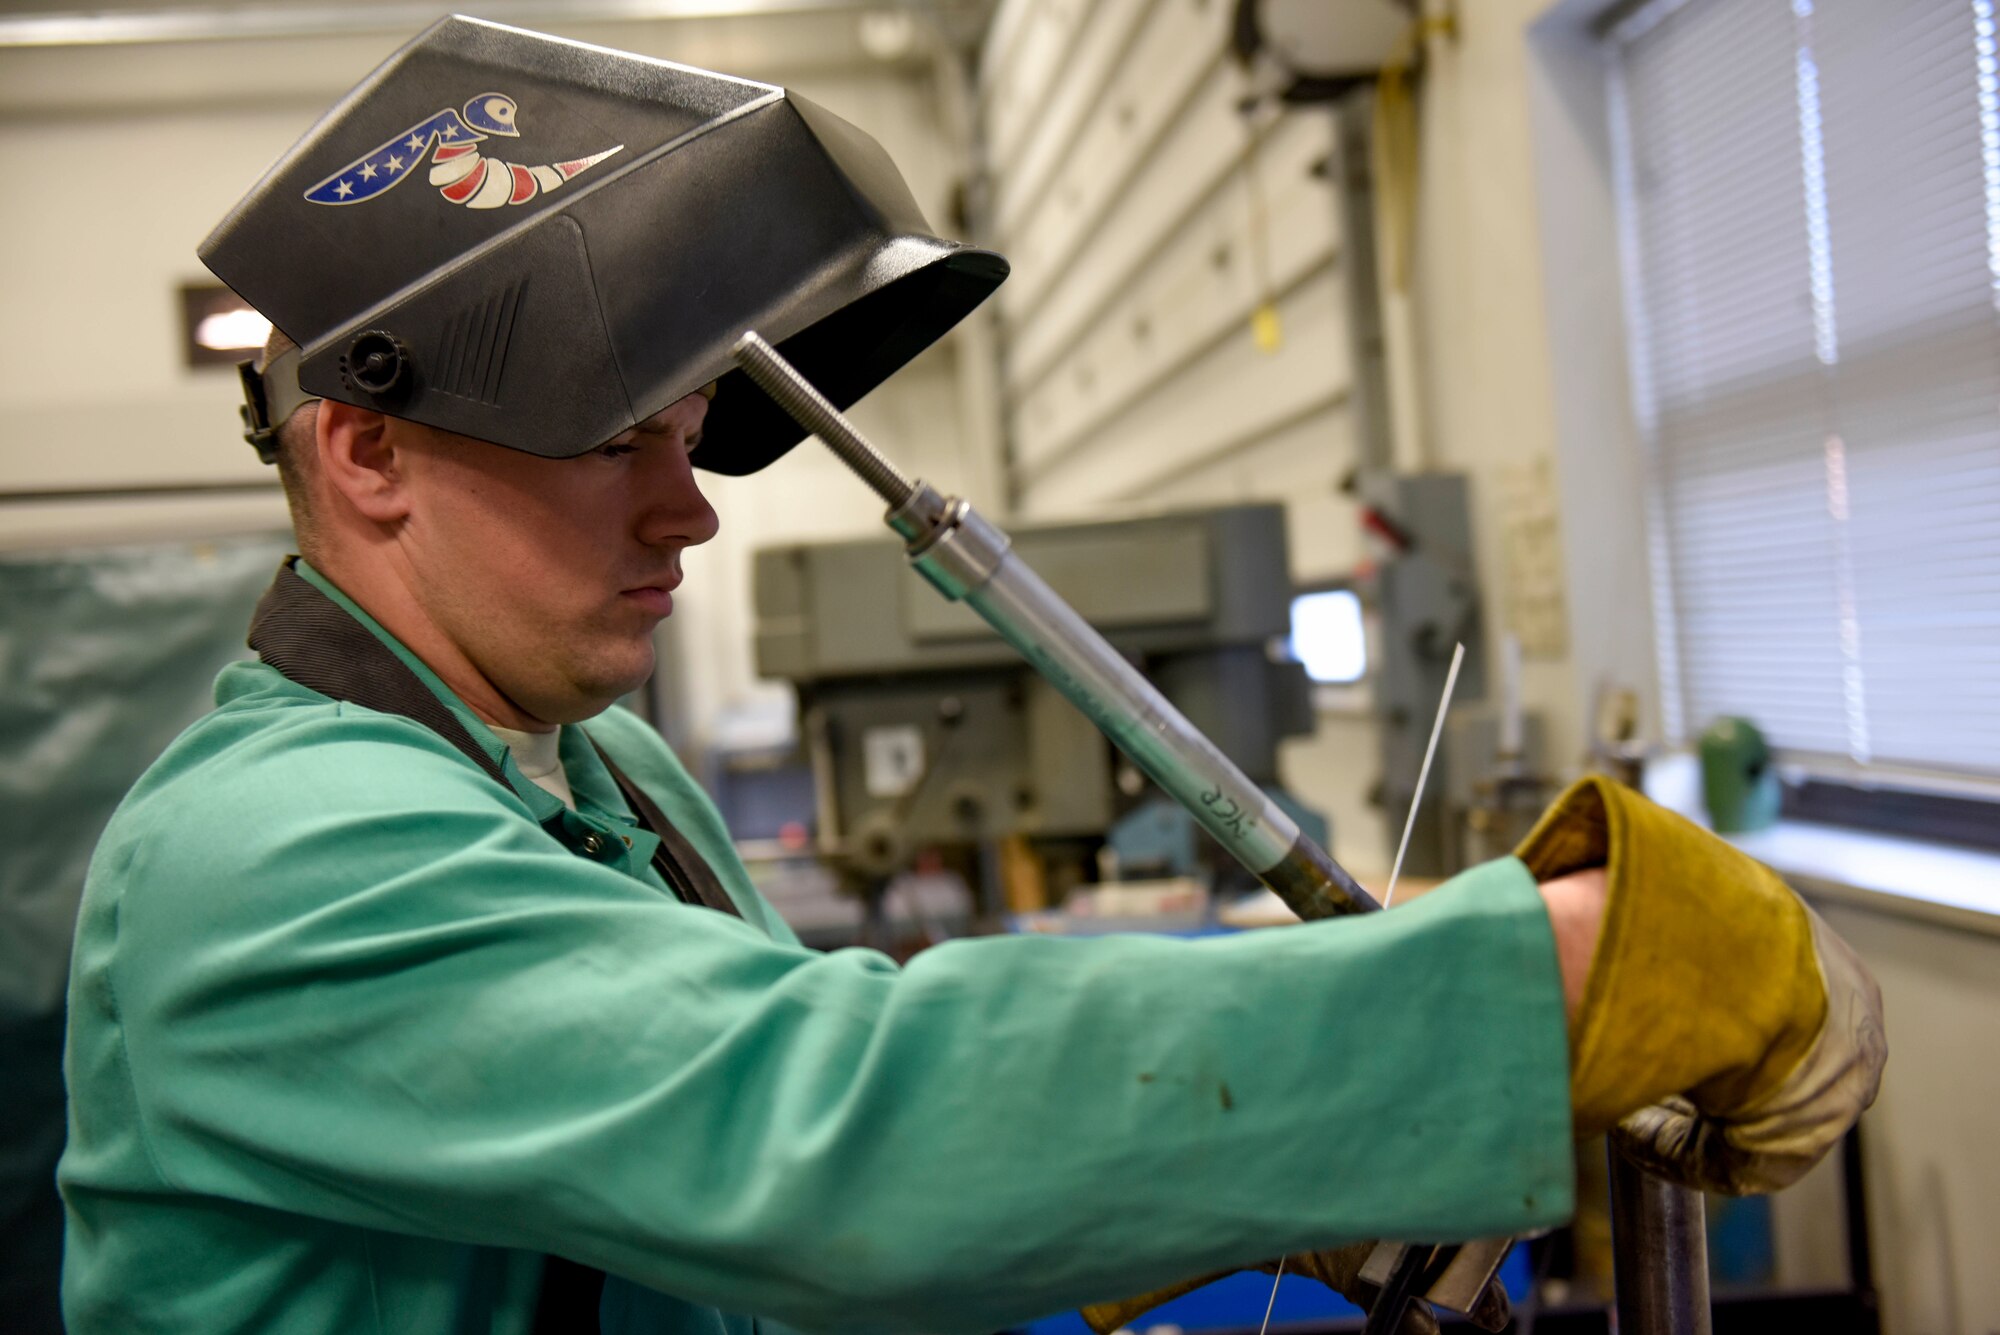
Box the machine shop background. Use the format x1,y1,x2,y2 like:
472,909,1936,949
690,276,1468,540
2,2,1997,1333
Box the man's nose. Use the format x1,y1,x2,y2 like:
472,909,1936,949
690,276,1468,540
637,443,720,548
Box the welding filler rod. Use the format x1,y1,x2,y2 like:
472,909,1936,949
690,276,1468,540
732,332,1378,924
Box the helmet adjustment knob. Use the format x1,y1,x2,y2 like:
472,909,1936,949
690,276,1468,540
342,330,410,397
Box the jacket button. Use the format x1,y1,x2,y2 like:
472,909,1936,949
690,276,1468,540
578,832,610,859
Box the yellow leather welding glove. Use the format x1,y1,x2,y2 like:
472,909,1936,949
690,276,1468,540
1515,777,1886,1194
1081,1244,1465,1335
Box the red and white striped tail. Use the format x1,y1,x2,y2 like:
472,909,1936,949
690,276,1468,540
428,142,623,210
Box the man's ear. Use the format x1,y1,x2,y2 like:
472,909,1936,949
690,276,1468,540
315,400,410,524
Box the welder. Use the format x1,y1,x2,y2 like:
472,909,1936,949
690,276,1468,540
60,17,1883,1334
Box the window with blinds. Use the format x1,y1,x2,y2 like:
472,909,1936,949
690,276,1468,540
1608,0,2000,784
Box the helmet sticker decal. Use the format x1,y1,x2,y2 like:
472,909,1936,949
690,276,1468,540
304,92,622,209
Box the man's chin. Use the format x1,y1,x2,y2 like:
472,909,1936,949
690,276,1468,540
586,674,657,717
521,655,657,725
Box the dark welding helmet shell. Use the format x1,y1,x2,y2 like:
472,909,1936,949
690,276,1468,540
200,15,1006,474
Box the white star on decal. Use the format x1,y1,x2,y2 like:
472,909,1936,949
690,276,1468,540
359,162,378,180
334,179,353,198
405,133,424,152
386,154,405,173
441,123,459,139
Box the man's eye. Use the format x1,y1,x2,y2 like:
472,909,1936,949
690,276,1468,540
597,442,638,460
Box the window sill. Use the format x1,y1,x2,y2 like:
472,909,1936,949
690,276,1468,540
1726,820,2000,938
1645,754,2000,938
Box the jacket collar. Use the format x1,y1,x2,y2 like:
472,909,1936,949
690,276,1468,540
246,557,741,918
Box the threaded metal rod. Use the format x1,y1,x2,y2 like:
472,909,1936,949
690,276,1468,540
732,332,916,507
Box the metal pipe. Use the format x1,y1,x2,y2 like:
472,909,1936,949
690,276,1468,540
732,332,1378,925
1608,1141,1712,1335
0,0,960,49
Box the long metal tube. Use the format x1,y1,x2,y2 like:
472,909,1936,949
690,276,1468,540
1609,1142,1712,1335
732,332,1378,924
1,0,925,49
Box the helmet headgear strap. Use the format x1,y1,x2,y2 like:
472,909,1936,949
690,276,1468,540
238,346,321,465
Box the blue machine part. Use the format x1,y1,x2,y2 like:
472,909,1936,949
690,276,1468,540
1106,797,1200,879
1018,1244,1532,1334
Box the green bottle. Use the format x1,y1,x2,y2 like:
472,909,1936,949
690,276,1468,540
1699,716,1781,834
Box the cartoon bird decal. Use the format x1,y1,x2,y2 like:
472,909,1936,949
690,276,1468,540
304,93,622,210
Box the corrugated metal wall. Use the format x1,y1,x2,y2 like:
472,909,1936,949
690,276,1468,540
977,0,1388,867
978,0,1365,585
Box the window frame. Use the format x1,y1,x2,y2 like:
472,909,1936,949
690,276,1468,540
1522,0,2000,876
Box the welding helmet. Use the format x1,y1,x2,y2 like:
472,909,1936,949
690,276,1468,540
202,14,1006,475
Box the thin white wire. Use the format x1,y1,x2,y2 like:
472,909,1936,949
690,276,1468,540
1255,1255,1287,1335
1252,646,1463,1329
1383,642,1465,908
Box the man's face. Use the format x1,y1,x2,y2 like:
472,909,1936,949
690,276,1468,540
390,392,718,725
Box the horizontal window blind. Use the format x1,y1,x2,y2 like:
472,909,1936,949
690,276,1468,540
1610,0,2000,780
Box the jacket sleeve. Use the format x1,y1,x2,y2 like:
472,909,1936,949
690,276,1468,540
103,710,1574,1334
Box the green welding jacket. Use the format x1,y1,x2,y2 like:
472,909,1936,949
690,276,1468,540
61,560,1576,1335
